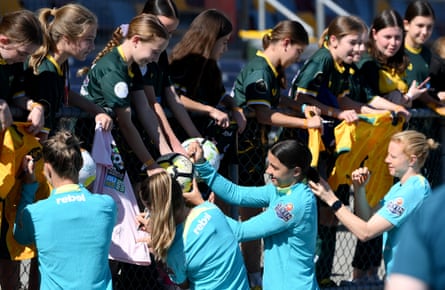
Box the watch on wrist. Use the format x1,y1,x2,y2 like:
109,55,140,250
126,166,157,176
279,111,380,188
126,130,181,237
331,200,343,213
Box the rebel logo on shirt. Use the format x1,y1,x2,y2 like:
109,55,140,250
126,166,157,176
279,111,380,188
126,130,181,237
386,197,405,216
193,212,212,235
55,193,86,205
275,203,294,222
114,81,129,99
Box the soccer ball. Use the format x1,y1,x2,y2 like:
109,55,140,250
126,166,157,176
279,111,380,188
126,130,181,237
79,148,96,187
181,138,221,171
156,153,194,192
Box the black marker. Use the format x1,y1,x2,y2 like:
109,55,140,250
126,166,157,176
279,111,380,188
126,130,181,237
137,208,150,231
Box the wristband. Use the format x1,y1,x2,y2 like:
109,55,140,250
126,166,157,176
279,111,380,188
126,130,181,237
303,119,308,129
331,200,343,212
141,158,156,171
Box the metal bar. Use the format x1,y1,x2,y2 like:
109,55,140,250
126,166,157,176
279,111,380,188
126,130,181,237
265,0,314,37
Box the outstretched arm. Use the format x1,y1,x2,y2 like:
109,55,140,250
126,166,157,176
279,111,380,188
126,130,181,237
253,104,322,129
67,90,113,131
309,177,392,241
179,93,230,129
187,141,270,207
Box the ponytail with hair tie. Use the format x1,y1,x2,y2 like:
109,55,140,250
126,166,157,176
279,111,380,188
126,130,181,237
120,24,129,37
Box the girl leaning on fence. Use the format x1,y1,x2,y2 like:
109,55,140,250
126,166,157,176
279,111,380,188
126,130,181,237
230,20,322,288
25,3,112,140
79,13,176,180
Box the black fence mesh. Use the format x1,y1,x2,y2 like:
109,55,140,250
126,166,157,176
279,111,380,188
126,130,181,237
11,108,442,290
5,2,444,289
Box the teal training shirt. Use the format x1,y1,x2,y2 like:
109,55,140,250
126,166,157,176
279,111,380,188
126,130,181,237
166,202,249,290
195,162,319,290
377,175,431,275
14,184,117,290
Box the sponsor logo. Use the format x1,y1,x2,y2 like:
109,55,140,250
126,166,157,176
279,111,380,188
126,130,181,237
275,203,293,222
386,197,405,216
56,193,86,204
193,212,212,235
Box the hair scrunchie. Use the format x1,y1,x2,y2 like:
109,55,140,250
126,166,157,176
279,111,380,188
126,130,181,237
120,24,129,37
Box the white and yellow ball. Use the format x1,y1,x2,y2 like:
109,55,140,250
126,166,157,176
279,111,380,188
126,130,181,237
156,153,194,192
182,138,221,171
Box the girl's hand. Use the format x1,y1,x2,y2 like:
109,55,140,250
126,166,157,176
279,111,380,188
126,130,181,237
307,115,323,129
136,209,151,232
27,104,44,136
338,109,359,123
304,105,321,118
394,105,411,122
186,141,205,164
22,155,36,184
308,177,338,205
209,107,229,128
406,80,428,101
351,167,371,189
95,113,113,131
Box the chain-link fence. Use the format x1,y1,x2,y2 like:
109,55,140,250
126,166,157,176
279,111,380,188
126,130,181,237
5,2,444,289
9,107,442,290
